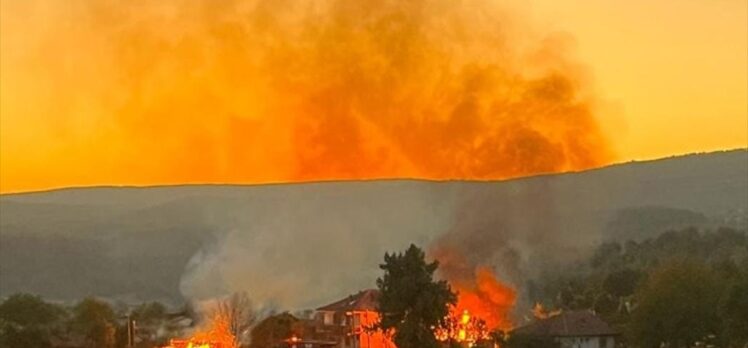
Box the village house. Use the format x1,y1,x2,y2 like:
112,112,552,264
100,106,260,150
311,289,395,348
281,336,338,348
511,310,620,348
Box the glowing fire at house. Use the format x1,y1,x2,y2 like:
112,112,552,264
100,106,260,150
165,341,223,348
435,272,515,344
430,239,518,334
164,253,516,348
163,315,237,348
435,309,490,344
451,267,516,331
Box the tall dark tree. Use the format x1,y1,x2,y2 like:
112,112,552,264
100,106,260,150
720,265,748,346
629,260,721,347
71,297,117,348
602,269,642,298
0,293,65,348
376,244,456,348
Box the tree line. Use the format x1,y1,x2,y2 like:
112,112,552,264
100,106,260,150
526,227,748,347
2,227,746,348
0,294,169,348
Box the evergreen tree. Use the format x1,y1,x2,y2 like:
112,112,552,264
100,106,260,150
376,244,456,348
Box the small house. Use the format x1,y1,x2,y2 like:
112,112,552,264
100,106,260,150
313,289,395,348
511,310,619,348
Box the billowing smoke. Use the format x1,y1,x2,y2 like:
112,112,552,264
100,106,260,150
173,179,602,324
429,180,568,328
2,0,616,320
1,0,613,191
177,182,459,309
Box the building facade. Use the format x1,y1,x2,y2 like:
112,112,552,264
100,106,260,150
313,289,395,348
511,310,619,348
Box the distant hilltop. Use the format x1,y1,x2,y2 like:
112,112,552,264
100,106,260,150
0,149,746,308
3,148,746,197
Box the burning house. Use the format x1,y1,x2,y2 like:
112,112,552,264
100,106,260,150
261,288,491,348
511,310,620,348
281,336,338,348
311,289,395,348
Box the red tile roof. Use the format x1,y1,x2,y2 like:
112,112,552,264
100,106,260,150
316,289,380,312
282,338,338,347
512,311,619,337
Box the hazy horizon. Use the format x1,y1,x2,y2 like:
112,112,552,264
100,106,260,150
2,148,745,195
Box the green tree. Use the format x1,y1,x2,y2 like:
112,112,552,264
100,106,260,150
592,293,618,318
376,244,456,348
602,269,641,298
629,260,722,347
250,312,301,348
720,266,748,346
0,293,65,348
591,242,622,269
71,297,117,348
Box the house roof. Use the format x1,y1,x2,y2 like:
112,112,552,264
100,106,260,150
283,338,338,347
316,289,380,312
512,311,619,338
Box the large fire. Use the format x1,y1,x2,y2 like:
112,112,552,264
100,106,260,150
451,268,516,331
435,309,490,344
430,241,518,333
435,275,515,345
164,315,237,348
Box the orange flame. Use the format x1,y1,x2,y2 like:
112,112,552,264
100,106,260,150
532,302,562,320
435,309,490,343
431,245,517,331
164,315,237,348
452,267,516,331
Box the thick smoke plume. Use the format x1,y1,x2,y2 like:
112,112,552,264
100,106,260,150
1,0,613,190
430,181,566,328
2,0,615,321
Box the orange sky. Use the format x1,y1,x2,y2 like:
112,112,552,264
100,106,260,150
530,0,747,160
1,0,746,193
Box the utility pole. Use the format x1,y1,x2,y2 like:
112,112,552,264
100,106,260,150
127,314,135,348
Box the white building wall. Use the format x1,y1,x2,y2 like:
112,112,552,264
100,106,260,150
558,336,615,348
